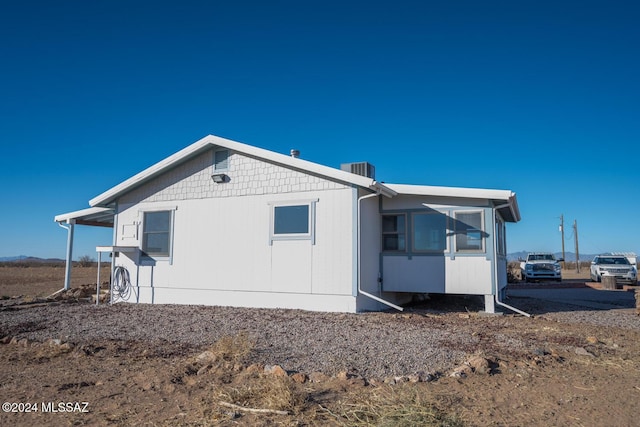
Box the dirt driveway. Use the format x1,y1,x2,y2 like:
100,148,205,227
508,284,636,311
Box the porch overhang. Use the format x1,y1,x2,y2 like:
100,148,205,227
384,183,521,223
54,207,115,227
54,206,115,291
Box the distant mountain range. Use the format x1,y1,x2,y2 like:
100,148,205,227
0,255,65,263
0,255,29,262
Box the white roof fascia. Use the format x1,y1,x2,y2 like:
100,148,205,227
507,193,521,222
54,207,114,223
90,134,396,206
370,181,397,197
385,183,512,200
385,183,520,222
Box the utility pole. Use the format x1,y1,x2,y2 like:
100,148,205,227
560,214,565,268
573,220,580,273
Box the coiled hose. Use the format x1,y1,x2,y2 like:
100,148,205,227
112,266,131,301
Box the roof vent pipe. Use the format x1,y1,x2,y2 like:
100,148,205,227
290,149,300,158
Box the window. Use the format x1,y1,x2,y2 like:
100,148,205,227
454,211,484,252
274,205,309,234
382,214,406,251
270,201,317,244
214,149,229,171
412,212,447,252
142,210,173,257
496,217,506,255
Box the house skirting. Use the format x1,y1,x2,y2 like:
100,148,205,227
116,286,358,313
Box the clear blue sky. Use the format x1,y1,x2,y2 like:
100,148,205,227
1,0,638,260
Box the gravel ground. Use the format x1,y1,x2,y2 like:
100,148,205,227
1,301,472,379
1,292,639,381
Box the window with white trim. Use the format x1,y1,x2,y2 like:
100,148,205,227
454,211,484,252
142,210,173,257
270,201,316,244
382,214,406,251
412,212,447,252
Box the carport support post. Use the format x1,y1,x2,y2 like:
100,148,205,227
63,219,75,290
96,251,101,305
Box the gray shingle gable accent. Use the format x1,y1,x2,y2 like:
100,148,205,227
119,149,348,205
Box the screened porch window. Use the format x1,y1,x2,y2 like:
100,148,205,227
382,214,406,251
496,217,506,255
412,212,447,252
454,211,484,252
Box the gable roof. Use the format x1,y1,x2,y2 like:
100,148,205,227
56,134,519,225
89,134,396,207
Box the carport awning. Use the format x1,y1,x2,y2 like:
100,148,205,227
54,207,114,228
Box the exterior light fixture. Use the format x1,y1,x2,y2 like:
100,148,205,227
211,173,227,183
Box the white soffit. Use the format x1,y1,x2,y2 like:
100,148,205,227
54,207,114,226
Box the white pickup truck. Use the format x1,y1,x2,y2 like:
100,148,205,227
520,253,562,282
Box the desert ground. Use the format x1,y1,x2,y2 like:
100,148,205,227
1,263,639,426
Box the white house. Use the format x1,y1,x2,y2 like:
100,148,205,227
55,135,522,314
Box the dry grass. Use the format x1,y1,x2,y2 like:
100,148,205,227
208,332,255,364
0,264,66,287
0,264,110,297
210,333,307,415
217,375,307,414
324,385,464,427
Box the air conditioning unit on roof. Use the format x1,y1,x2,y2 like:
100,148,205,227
340,162,375,179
